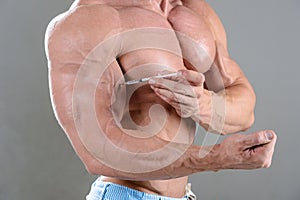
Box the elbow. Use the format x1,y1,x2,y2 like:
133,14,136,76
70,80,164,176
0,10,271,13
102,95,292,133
85,164,100,175
84,160,102,175
84,159,113,176
84,159,128,179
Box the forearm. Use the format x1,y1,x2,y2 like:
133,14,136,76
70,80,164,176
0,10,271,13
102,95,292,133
87,129,277,180
196,82,256,134
223,82,256,133
86,142,221,181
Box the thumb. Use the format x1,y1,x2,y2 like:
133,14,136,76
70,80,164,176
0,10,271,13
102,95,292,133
242,130,274,148
178,70,205,86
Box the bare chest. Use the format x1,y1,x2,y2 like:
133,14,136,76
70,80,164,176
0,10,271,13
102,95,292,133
114,3,216,79
73,0,216,77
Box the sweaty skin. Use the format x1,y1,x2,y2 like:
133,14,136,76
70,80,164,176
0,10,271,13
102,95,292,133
45,0,277,198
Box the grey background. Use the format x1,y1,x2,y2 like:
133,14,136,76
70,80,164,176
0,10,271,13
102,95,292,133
0,0,299,199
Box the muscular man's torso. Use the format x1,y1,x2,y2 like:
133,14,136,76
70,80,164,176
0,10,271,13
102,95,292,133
49,0,217,197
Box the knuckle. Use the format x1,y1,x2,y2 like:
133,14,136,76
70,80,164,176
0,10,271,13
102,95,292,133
168,91,175,98
173,95,179,102
262,161,271,168
273,132,278,141
257,156,269,168
181,78,189,85
195,74,203,83
169,98,176,104
195,88,202,98
177,88,185,95
178,109,192,118
154,79,163,86
200,73,205,82
255,132,265,143
258,155,265,163
192,99,198,108
168,94,175,101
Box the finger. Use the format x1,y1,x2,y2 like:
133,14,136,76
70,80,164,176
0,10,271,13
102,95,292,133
153,89,198,118
165,74,189,84
263,134,277,168
242,130,275,149
149,78,197,98
253,131,277,153
178,70,205,86
158,70,190,84
154,88,197,106
247,131,277,168
157,70,175,76
153,89,180,109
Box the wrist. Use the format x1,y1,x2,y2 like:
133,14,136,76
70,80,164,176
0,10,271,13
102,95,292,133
200,90,227,134
192,89,212,126
196,144,223,172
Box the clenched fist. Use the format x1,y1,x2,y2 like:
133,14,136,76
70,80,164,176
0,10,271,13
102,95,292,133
216,130,277,170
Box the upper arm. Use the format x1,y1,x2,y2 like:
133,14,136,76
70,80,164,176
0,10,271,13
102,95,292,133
45,5,122,173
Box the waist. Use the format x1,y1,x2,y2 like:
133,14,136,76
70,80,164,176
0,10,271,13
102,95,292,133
99,176,189,199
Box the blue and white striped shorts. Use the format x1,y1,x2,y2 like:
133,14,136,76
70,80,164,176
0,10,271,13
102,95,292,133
86,178,196,200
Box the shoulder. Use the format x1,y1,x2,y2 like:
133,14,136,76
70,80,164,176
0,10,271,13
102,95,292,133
182,0,227,48
45,4,121,61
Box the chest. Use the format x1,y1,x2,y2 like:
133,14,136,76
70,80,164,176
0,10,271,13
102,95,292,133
115,4,216,79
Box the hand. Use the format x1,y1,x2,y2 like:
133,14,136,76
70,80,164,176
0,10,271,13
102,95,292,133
216,130,277,170
149,69,212,121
